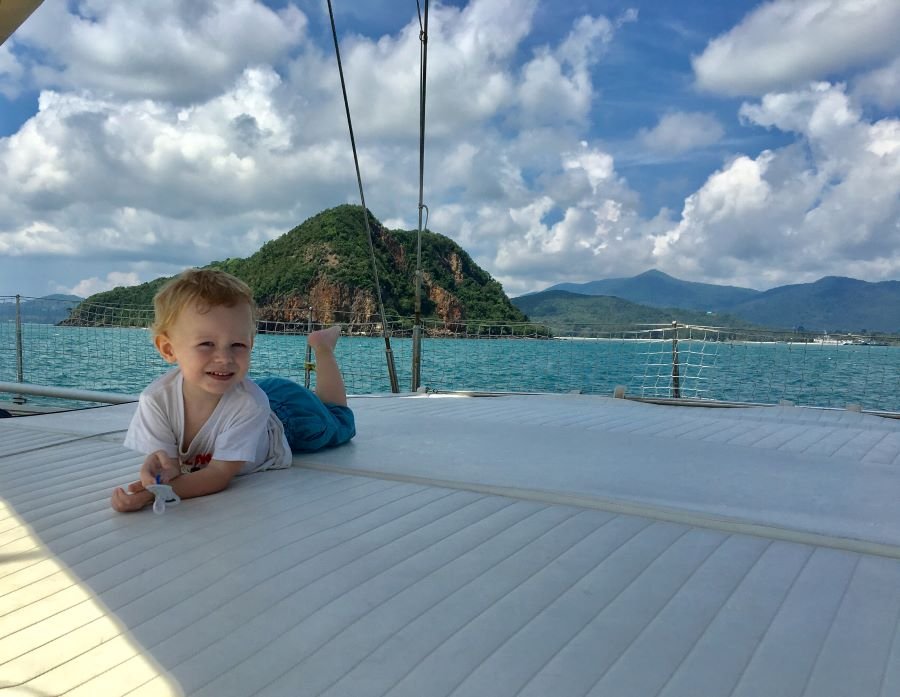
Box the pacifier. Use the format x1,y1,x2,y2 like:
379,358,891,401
145,476,181,514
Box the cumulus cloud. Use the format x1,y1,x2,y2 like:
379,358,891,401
19,0,306,103
1,0,899,301
638,112,725,155
62,271,142,298
516,15,614,129
464,138,662,295
0,222,79,256
854,56,900,109
739,82,860,142
317,0,537,141
1,0,639,295
0,68,322,253
693,0,900,96
0,44,25,98
652,83,900,287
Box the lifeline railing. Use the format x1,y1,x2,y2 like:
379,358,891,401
2,294,899,414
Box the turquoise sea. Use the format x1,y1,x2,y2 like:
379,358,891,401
2,323,899,413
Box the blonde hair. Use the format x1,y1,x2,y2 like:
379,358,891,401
151,268,257,337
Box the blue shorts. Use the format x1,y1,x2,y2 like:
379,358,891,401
255,377,355,453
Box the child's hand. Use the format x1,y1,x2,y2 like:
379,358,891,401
111,481,153,512
140,450,180,486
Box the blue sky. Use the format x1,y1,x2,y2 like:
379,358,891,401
1,0,899,299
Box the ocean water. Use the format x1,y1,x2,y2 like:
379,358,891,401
2,323,899,413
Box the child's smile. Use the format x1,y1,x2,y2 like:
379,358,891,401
155,301,255,399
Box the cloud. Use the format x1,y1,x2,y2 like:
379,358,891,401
853,56,900,109
739,82,860,140
615,8,639,29
310,0,539,142
2,0,899,301
1,0,627,291
0,221,79,255
0,62,359,260
18,0,306,103
61,271,142,298
458,139,664,295
0,43,25,98
652,83,900,287
638,112,725,155
516,15,614,129
693,0,900,96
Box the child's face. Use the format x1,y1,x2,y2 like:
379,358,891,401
155,301,255,400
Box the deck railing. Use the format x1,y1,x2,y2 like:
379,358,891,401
2,294,899,414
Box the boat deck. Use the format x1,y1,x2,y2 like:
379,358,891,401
2,393,900,696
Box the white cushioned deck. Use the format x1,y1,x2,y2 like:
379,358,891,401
1,395,899,696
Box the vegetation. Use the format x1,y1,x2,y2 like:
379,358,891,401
543,270,900,333
63,205,528,328
546,269,761,312
511,290,759,333
727,277,900,333
57,207,900,335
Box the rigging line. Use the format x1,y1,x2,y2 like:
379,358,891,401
326,0,399,393
411,0,429,391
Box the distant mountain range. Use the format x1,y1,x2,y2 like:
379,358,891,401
511,290,756,332
544,270,760,312
0,294,81,324
521,270,900,333
12,266,898,335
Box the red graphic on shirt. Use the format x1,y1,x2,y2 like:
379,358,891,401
183,452,213,472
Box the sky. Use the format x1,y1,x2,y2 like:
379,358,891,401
1,0,899,300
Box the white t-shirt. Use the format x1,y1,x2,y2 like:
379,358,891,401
124,369,292,476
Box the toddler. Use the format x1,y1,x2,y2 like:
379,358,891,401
111,268,354,512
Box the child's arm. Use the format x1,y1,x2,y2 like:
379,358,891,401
165,459,245,500
111,459,245,513
111,481,154,512
139,450,181,486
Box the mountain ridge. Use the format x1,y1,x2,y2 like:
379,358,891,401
535,270,900,333
0,294,82,324
544,270,761,312
510,290,757,332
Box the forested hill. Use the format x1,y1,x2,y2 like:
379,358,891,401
512,290,757,331
541,270,900,333
64,205,527,328
726,276,900,333
546,269,760,312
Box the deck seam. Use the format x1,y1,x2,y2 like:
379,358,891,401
798,555,863,697
269,506,583,697
432,515,653,697
513,525,693,697
725,547,817,697
0,430,129,460
362,509,601,697
48,487,469,697
296,462,900,561
184,494,518,697
582,531,730,697
651,538,773,697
